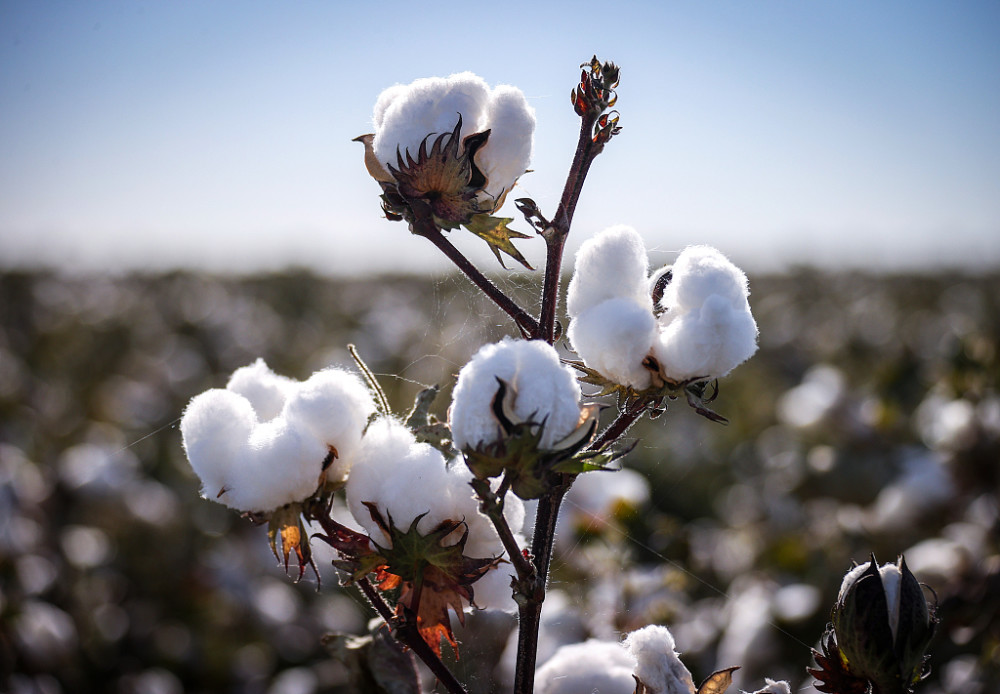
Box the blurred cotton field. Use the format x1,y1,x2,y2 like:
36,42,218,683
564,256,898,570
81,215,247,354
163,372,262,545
1,268,998,693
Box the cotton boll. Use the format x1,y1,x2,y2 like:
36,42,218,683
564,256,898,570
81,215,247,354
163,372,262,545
450,339,582,451
478,85,535,203
654,292,758,381
662,245,749,313
568,298,657,389
566,225,651,317
181,389,256,500
283,368,374,479
345,418,455,547
228,418,330,513
226,359,296,422
373,83,408,130
623,624,696,694
372,73,491,170
535,639,637,694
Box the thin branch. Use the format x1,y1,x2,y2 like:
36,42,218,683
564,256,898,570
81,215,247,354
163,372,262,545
513,477,572,694
356,579,469,694
470,477,534,582
409,201,539,336
536,113,600,343
590,399,648,451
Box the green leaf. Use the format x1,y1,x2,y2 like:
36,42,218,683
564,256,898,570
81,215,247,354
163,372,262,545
463,214,534,270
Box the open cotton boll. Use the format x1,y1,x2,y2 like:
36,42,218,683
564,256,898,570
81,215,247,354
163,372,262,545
654,293,759,381
282,368,374,480
535,639,637,694
468,557,517,612
226,358,296,422
653,246,758,381
478,85,535,202
372,72,491,171
181,389,256,502
623,625,696,694
230,417,330,513
345,418,455,547
450,339,583,450
660,245,750,313
566,225,652,318
568,298,657,390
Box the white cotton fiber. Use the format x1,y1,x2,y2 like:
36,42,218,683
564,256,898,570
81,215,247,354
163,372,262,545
653,246,758,381
284,368,375,480
371,72,534,210
746,680,792,694
567,298,657,389
566,225,652,318
450,339,582,451
181,389,256,500
479,85,535,202
623,625,696,694
226,358,295,422
534,639,637,694
181,361,375,512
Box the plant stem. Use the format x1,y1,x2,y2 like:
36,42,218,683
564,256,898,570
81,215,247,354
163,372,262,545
590,399,648,451
513,476,572,694
535,112,599,344
471,477,534,582
409,202,539,336
356,578,469,694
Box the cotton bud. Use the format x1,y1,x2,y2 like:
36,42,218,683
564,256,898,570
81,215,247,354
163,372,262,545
831,555,935,694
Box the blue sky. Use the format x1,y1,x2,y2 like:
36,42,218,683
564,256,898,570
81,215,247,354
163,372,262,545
1,1,998,274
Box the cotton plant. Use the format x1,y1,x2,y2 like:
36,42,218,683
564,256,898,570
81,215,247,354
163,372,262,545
176,55,939,694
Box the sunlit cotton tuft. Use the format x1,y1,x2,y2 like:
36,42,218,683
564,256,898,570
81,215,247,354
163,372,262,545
449,338,584,451
371,72,535,206
180,360,375,513
567,227,758,386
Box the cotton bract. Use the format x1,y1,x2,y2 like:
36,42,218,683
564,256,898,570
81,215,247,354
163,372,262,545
180,359,374,513
449,338,584,451
371,72,535,205
567,226,758,387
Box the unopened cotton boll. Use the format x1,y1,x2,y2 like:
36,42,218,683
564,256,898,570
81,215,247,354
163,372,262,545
566,224,651,317
449,339,583,450
534,639,637,694
623,625,696,694
568,298,657,389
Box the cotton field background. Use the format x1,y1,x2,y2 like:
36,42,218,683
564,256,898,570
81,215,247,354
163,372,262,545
1,268,998,693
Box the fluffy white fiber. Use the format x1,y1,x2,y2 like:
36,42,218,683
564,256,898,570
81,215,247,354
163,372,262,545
371,72,535,205
449,338,583,451
534,639,637,694
180,360,374,513
567,227,758,386
623,625,696,694
344,417,523,612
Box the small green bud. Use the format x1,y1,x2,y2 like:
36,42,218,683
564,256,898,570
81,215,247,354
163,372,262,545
832,554,936,694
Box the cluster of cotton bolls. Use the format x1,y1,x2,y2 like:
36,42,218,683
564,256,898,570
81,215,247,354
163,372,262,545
566,225,759,388
371,72,535,206
449,338,586,451
534,624,789,694
180,359,375,512
343,416,524,610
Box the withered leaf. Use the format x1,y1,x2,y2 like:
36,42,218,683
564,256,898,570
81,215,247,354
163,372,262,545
697,666,740,694
463,213,534,270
